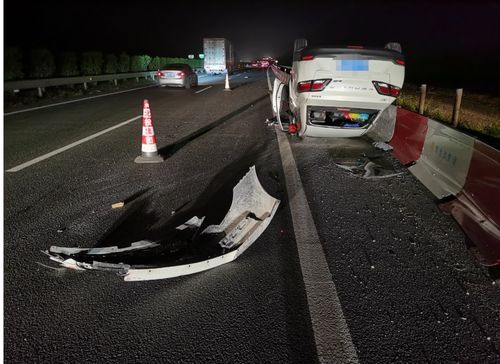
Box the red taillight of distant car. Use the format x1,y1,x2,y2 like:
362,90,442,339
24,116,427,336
373,81,401,97
394,59,405,66
178,71,185,78
302,55,314,61
157,71,164,77
297,79,331,93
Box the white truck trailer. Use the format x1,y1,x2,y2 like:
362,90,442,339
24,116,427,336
203,38,234,74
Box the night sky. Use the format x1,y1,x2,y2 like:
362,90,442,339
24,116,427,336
5,0,500,92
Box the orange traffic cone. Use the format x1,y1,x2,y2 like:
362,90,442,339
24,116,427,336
134,100,163,163
224,72,231,91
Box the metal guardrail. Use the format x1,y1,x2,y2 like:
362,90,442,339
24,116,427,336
4,71,158,96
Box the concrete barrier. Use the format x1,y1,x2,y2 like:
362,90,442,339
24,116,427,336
409,119,475,199
389,108,500,265
439,141,500,265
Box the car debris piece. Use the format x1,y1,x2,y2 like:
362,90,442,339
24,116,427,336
373,141,393,151
49,240,160,255
112,202,125,209
44,166,280,281
176,216,205,231
333,157,403,179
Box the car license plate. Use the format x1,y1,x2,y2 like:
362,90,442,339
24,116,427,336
337,60,369,71
166,72,175,78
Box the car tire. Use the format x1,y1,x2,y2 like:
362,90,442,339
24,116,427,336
185,77,192,89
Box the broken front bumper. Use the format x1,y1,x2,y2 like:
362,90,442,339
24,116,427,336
44,166,280,281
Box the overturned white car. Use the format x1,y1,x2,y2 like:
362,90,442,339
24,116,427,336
273,39,405,138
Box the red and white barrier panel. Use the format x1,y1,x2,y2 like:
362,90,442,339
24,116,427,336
390,107,500,265
440,141,500,266
389,108,428,165
409,119,475,199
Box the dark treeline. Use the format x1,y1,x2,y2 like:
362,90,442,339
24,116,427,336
404,53,500,96
4,48,204,81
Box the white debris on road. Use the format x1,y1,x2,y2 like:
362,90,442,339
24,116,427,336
43,166,280,281
373,141,393,151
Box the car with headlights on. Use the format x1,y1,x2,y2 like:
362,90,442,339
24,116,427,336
157,64,198,89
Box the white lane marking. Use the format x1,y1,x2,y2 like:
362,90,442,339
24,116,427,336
4,85,156,116
194,86,212,94
6,115,142,172
276,130,359,364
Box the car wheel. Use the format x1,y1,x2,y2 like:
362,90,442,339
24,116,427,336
185,76,192,89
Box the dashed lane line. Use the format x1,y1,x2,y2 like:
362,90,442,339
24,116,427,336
194,86,212,94
6,115,142,173
276,130,359,364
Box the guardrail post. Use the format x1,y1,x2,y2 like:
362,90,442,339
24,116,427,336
114,79,118,86
136,77,139,82
419,84,427,114
83,82,88,91
37,87,43,98
452,88,463,127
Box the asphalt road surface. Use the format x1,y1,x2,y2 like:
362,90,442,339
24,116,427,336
4,70,500,363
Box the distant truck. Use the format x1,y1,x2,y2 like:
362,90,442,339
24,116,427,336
203,38,234,74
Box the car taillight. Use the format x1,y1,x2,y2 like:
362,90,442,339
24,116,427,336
390,87,401,97
297,79,331,93
298,81,312,92
178,71,185,77
311,80,329,91
302,55,314,61
373,81,401,97
394,59,405,66
157,71,164,77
